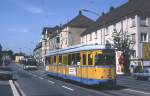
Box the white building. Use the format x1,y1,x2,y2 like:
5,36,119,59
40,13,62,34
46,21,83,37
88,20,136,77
41,27,55,64
33,42,42,65
59,11,95,49
81,0,150,67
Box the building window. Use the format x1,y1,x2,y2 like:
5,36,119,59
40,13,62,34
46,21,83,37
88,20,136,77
113,24,116,32
131,50,136,58
131,16,136,27
89,34,92,41
141,33,148,42
95,31,97,39
56,37,60,43
105,27,108,36
140,16,147,26
131,33,136,43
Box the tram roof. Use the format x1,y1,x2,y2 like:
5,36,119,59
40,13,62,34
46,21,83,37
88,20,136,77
45,44,111,56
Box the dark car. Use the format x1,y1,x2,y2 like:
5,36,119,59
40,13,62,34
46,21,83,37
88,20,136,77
0,66,13,80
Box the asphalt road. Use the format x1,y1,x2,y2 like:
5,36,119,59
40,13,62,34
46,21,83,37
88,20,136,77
0,81,14,96
11,63,150,96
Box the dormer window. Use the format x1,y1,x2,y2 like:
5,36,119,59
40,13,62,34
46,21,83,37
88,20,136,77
140,16,148,27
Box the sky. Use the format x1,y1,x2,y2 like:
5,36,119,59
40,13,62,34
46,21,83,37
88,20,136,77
0,0,128,54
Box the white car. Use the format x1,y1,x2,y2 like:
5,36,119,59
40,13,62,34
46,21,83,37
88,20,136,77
132,67,150,81
23,59,38,70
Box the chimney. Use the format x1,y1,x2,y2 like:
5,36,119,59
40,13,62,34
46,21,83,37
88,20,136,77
102,12,105,16
109,6,115,12
79,10,82,15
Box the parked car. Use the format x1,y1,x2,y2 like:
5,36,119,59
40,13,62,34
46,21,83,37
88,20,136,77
23,59,37,70
132,67,150,81
0,66,13,80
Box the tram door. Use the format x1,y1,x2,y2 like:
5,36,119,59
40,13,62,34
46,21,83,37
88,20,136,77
81,52,88,83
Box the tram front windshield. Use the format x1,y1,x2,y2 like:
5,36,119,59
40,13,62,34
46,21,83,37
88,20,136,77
95,54,115,65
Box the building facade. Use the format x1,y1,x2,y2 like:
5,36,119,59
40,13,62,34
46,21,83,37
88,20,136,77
41,27,55,64
81,0,150,67
59,11,95,49
33,42,42,65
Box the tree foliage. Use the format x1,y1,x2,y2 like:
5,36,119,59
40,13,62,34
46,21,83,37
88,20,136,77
112,30,134,74
0,44,2,64
0,44,2,52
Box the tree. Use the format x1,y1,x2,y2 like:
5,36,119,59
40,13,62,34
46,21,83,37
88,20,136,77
0,44,2,52
0,44,2,64
112,30,134,74
7,50,14,60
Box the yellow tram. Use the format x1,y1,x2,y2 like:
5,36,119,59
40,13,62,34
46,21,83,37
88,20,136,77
45,44,116,85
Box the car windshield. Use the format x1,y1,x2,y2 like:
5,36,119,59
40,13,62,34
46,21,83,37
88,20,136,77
26,59,37,66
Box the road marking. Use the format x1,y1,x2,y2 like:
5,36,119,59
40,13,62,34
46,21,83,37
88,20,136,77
39,77,44,80
14,81,26,96
39,70,45,73
9,80,20,96
33,75,37,77
125,89,150,95
48,80,55,84
62,85,74,91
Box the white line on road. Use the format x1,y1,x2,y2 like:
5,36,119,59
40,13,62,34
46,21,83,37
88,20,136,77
9,80,20,96
14,81,26,96
62,85,74,91
39,70,45,73
125,89,150,95
38,77,44,80
33,75,37,77
48,80,55,84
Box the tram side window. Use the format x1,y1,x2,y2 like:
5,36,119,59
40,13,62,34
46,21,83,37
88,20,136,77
49,57,51,64
59,55,62,64
51,56,53,64
95,54,105,65
88,54,93,65
75,53,80,65
54,56,56,63
63,56,68,65
68,54,72,65
82,54,86,65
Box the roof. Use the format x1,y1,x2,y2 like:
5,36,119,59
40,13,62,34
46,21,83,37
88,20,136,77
33,42,42,51
46,44,112,56
81,0,150,36
62,11,95,28
42,27,54,35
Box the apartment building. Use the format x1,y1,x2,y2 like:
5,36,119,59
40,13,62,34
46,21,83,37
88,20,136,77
33,42,42,65
81,0,150,67
59,11,95,48
41,27,56,63
48,26,60,51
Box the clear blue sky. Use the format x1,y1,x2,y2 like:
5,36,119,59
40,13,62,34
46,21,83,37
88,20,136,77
0,0,127,54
